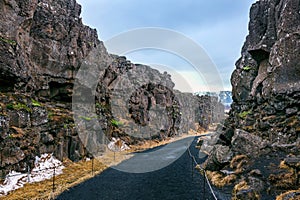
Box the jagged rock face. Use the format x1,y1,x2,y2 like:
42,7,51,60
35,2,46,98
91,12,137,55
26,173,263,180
0,0,108,174
205,0,300,198
0,0,106,98
231,0,300,147
195,95,225,130
128,83,181,137
233,0,300,101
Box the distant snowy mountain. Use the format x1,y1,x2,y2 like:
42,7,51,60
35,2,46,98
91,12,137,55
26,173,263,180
194,91,232,112
218,91,232,112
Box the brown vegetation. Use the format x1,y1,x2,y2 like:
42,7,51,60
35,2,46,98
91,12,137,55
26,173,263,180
230,155,249,174
276,189,300,200
269,160,298,190
206,171,236,188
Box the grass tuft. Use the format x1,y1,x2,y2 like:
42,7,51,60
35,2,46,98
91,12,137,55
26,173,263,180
242,66,253,71
206,171,237,188
0,158,107,200
276,189,300,200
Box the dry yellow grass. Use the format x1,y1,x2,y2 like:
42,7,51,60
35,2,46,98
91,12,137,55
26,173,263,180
279,160,290,169
0,131,202,199
230,154,249,174
129,130,203,152
0,149,137,200
0,158,107,200
269,159,298,190
206,171,236,188
269,171,297,189
232,180,261,200
233,180,249,192
276,189,300,200
230,155,248,169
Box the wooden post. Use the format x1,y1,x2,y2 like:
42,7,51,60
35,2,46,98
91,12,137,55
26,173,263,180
203,174,206,198
191,157,193,180
52,167,56,192
27,165,30,183
92,158,94,175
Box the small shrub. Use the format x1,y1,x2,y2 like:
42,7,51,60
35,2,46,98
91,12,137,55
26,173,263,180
48,111,54,119
242,66,253,71
31,99,42,107
6,102,31,112
6,103,14,110
0,36,17,46
14,103,32,112
7,134,13,139
238,110,252,119
95,103,102,108
80,116,92,121
111,119,123,127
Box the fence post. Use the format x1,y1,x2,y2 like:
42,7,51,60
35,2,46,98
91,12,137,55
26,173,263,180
203,173,206,198
0,170,3,183
191,156,194,180
27,165,30,183
0,149,2,167
52,167,56,192
92,158,94,176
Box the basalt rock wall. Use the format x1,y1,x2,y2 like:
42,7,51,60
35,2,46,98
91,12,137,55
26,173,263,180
204,0,300,199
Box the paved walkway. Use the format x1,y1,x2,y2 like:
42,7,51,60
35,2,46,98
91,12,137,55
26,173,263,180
57,137,218,200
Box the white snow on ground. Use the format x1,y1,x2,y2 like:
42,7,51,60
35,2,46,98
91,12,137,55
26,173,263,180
108,137,130,152
0,153,64,196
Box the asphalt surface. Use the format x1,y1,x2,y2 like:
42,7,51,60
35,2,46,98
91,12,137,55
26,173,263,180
57,137,222,200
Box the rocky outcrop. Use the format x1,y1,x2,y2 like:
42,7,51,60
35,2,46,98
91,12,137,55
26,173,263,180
195,95,225,130
0,0,102,175
204,0,300,199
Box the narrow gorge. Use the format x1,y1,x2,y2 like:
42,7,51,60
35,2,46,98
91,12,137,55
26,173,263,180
0,0,224,177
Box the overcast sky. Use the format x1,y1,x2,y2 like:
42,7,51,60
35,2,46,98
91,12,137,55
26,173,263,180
76,0,256,92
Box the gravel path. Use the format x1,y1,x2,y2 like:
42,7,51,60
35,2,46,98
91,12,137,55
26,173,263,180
57,137,220,200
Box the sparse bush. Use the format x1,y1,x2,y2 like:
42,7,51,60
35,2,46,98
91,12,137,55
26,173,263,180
31,99,42,107
0,36,17,45
111,119,123,127
6,102,31,112
80,116,93,121
6,103,14,110
238,110,252,119
242,65,253,71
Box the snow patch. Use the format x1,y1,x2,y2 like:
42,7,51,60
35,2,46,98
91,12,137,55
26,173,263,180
108,137,130,152
0,153,64,196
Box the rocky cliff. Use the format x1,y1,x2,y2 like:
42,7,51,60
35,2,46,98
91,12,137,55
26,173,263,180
204,0,300,199
0,0,224,176
0,0,101,175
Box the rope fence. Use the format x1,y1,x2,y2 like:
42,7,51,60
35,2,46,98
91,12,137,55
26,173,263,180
0,140,226,199
0,164,64,194
187,146,218,200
